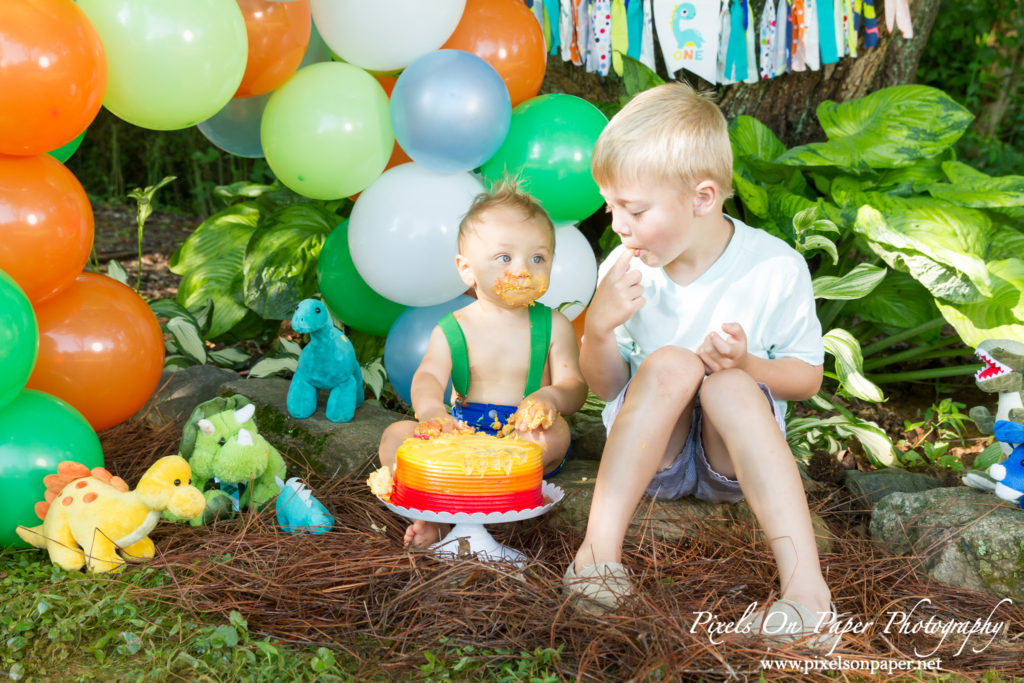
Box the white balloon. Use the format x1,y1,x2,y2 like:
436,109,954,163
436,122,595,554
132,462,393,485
349,163,484,307
538,225,597,321
310,0,466,72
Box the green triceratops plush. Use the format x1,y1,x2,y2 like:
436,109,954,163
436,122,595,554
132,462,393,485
169,395,287,525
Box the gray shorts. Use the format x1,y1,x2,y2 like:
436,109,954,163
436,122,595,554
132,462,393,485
604,379,786,504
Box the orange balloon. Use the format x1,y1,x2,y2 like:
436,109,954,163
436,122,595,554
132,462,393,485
27,272,165,432
0,0,106,156
235,0,312,98
441,0,547,107
0,154,94,304
571,307,587,349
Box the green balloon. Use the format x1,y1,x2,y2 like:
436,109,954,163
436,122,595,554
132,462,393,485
317,220,406,337
0,270,37,411
48,131,86,164
261,62,393,200
480,94,608,222
0,389,103,548
77,0,248,130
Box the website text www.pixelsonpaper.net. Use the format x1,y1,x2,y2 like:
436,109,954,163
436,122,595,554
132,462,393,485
760,656,943,675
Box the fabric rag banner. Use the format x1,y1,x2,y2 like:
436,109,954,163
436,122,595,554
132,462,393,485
653,0,720,83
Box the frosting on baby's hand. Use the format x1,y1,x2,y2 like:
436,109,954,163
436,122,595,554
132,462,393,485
513,397,557,431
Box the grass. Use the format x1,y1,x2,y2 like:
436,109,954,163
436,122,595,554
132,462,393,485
0,549,353,682
1,548,572,682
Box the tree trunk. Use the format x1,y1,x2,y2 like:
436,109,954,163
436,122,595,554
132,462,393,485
718,0,943,145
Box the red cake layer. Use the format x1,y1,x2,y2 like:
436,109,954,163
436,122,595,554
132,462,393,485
391,482,543,514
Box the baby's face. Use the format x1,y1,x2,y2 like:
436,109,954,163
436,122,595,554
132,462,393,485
457,206,554,308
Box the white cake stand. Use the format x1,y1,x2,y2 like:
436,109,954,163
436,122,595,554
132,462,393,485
380,481,564,566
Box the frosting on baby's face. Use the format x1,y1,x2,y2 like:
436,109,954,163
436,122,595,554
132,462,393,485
456,206,555,309
492,270,549,307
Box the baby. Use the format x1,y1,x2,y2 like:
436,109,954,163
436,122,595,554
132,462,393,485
377,178,588,547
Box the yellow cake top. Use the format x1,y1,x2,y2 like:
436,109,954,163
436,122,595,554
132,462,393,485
396,432,542,477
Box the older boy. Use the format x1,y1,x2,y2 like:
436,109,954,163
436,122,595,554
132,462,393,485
378,180,588,548
565,82,836,647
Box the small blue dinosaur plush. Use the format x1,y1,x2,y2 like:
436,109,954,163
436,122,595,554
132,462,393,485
275,476,334,534
990,420,1024,511
287,298,363,422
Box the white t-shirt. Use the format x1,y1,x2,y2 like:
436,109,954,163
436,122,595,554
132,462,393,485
599,216,824,419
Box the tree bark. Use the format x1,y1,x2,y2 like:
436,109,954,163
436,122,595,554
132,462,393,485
717,0,943,145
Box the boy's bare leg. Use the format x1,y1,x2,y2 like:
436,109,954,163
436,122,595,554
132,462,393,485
698,369,832,616
378,421,449,548
573,347,705,571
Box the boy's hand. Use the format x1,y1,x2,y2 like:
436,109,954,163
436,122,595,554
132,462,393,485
697,322,749,373
513,396,558,432
587,248,645,336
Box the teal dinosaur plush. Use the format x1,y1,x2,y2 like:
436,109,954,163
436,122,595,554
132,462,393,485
169,395,287,525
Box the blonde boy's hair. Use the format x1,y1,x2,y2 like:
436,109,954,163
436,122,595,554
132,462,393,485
592,82,734,199
458,175,555,250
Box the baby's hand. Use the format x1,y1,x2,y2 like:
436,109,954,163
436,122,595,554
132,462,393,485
513,397,558,432
697,322,749,373
413,416,469,439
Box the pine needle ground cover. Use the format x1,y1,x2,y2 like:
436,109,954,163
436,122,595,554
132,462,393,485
6,420,1021,681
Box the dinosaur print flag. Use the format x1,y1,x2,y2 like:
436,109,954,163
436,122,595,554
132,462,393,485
653,0,720,83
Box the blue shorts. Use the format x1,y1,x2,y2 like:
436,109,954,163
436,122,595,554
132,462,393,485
603,380,785,503
450,400,569,478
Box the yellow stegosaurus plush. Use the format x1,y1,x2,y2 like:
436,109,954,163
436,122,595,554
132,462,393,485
16,456,205,573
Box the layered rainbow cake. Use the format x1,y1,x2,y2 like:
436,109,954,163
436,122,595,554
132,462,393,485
390,432,544,513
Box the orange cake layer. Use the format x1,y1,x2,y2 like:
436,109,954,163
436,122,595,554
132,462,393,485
391,432,543,513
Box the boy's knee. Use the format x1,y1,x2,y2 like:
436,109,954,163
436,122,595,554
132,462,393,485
637,346,704,390
699,369,761,409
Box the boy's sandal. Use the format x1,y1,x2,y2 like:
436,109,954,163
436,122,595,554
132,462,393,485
738,599,841,652
562,561,634,615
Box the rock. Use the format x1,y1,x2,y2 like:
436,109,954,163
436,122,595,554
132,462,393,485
844,468,944,511
133,365,239,429
219,377,405,477
870,487,1024,600
547,459,834,554
566,411,605,461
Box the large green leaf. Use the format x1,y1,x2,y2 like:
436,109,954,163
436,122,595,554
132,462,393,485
729,115,786,163
813,263,886,300
777,86,973,172
619,54,664,97
875,155,952,192
169,204,259,275
988,227,1024,261
823,328,885,402
852,202,993,303
843,270,939,329
754,186,817,243
242,203,336,320
937,257,1024,346
732,172,769,218
926,161,1024,219
176,252,250,339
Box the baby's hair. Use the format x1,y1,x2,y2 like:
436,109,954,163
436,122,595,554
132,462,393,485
458,174,555,251
592,81,733,200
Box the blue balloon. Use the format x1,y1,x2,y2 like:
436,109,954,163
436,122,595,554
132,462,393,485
198,93,271,158
198,23,334,158
390,50,511,174
384,295,473,405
